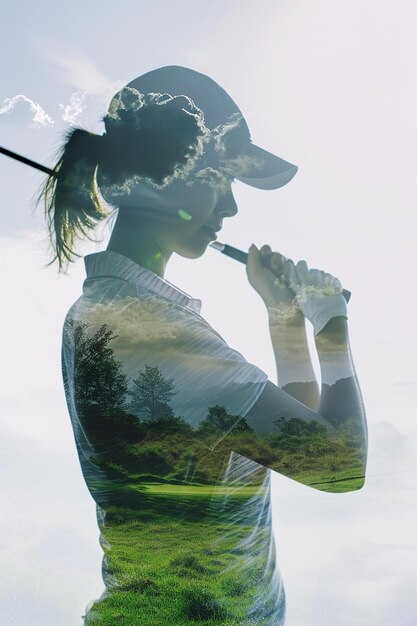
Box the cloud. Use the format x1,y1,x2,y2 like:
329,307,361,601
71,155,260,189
71,295,182,347
0,95,54,128
46,47,124,98
58,90,87,125
41,47,125,129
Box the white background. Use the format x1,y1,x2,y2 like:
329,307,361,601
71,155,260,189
1,1,416,624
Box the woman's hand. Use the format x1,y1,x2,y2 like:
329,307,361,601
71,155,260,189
246,244,348,335
285,260,349,336
246,243,299,310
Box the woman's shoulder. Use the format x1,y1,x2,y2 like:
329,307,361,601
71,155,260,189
61,278,229,356
63,276,195,330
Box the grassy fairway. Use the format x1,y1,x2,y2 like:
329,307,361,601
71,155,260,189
83,483,273,626
139,482,262,497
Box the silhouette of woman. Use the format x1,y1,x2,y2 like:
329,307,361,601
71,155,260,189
40,65,368,625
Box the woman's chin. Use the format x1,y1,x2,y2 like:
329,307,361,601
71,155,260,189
173,227,217,259
175,240,211,260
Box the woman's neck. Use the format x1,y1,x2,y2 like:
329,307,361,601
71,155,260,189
106,210,172,278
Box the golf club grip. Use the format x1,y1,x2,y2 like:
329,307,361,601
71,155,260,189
220,243,351,303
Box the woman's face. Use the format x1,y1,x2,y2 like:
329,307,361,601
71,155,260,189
143,173,239,259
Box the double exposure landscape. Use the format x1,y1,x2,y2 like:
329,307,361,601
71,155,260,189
61,318,366,625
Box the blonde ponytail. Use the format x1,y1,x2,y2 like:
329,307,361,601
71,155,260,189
40,128,108,273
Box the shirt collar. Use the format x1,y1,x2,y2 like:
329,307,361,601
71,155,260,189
83,250,202,314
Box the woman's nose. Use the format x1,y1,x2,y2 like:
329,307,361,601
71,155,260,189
215,189,238,218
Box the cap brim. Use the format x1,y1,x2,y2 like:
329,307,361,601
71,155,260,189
235,142,298,190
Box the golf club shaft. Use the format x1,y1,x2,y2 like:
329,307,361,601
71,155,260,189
0,146,55,176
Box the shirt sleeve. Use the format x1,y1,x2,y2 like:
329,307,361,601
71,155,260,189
71,290,268,450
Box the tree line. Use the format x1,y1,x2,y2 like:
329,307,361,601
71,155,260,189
67,318,365,487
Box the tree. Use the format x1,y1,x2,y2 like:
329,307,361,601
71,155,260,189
268,416,329,454
129,365,178,420
69,319,129,412
197,405,253,436
64,319,146,455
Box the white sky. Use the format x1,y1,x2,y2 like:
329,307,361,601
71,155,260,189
1,1,417,624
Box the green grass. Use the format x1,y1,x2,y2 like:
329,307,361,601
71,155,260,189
138,482,263,497
81,463,364,624
83,529,267,625
83,483,273,625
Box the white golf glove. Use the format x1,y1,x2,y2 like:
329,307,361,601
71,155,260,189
276,260,348,336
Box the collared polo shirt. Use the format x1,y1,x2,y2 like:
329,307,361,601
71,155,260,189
61,250,285,625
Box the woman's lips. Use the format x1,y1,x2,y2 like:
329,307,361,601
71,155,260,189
201,226,218,240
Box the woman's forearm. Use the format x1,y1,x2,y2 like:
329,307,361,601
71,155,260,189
268,310,368,449
315,316,368,448
267,305,320,410
239,303,368,490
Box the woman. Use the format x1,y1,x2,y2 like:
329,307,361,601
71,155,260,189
42,65,367,625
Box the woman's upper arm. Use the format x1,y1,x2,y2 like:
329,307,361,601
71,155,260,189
244,380,336,435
